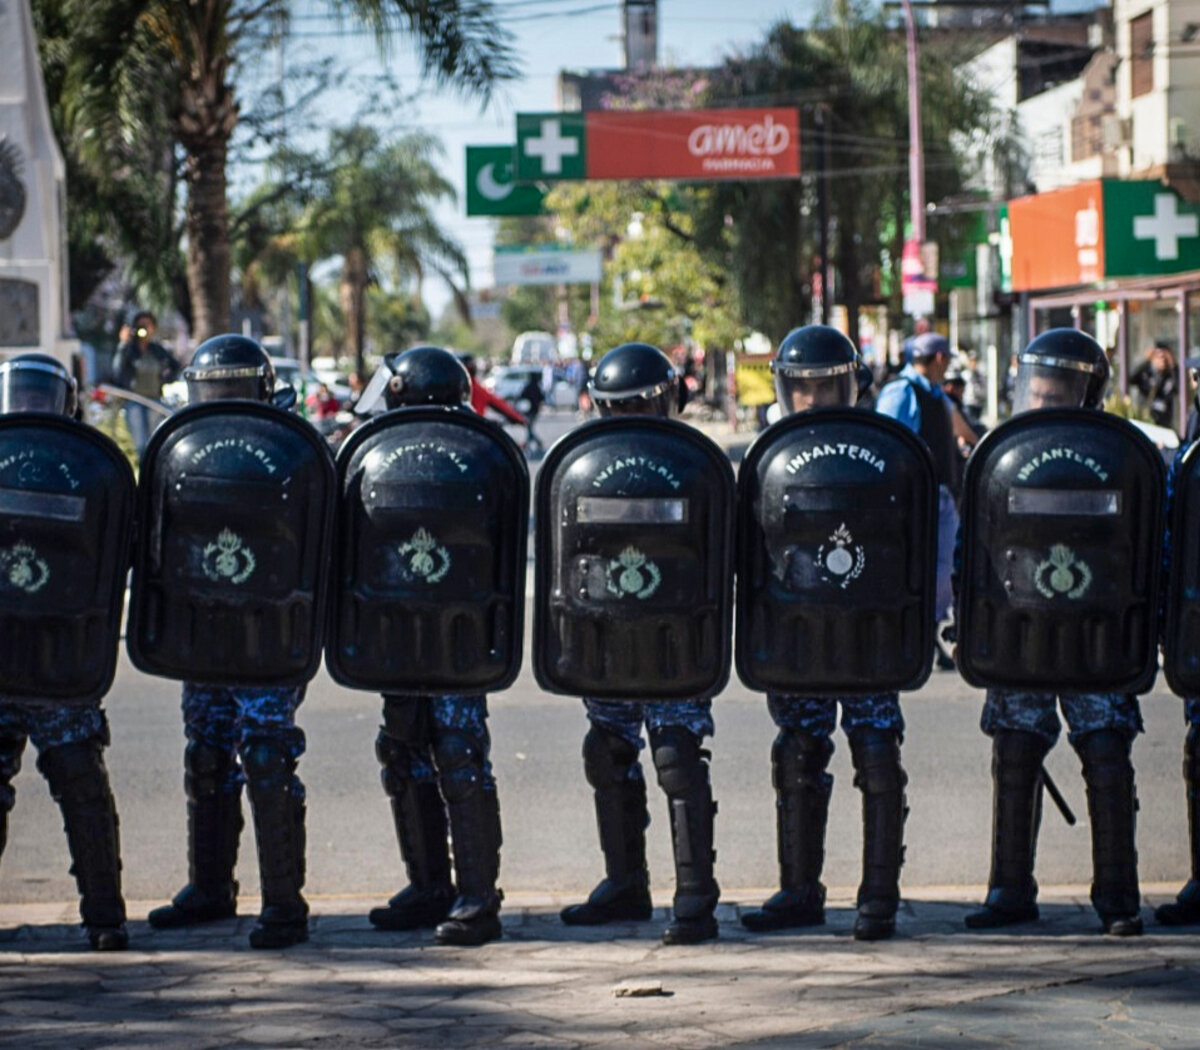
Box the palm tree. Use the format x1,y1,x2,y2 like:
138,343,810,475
48,0,514,342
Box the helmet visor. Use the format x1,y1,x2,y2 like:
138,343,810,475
183,365,267,404
0,361,72,415
590,377,676,419
771,360,855,415
353,364,393,415
1011,359,1093,415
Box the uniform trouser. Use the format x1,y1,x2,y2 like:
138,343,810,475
0,702,125,929
379,695,500,909
982,690,1142,917
584,699,717,917
181,685,307,915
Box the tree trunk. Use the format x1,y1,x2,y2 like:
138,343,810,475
177,65,237,345
340,245,369,379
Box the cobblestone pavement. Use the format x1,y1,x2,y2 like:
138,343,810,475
2,887,1199,1049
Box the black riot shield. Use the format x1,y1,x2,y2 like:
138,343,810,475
326,408,529,694
736,409,938,695
127,401,336,687
534,417,735,701
958,409,1163,694
0,415,134,705
1164,441,1200,694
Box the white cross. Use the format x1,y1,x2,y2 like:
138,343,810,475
1133,193,1198,260
524,118,578,175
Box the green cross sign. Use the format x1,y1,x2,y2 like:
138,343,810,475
515,113,586,181
1104,181,1200,276
465,146,546,217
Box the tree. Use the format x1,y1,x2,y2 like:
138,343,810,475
242,124,466,376
49,0,515,342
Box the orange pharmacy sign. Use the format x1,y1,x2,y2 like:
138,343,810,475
1008,181,1104,291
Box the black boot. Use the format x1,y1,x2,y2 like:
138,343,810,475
743,731,832,932
148,741,241,928
242,740,308,949
848,729,907,941
433,729,503,947
1156,726,1200,926
561,726,652,926
1077,729,1143,937
38,739,128,951
965,731,1047,930
369,728,454,931
651,726,719,946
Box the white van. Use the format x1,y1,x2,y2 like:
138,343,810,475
511,331,556,366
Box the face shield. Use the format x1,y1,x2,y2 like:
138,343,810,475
1011,357,1094,415
771,361,856,416
0,360,75,416
590,377,676,419
353,362,394,416
183,366,268,404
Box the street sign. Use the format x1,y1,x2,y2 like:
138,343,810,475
493,246,603,286
514,108,800,182
465,145,546,217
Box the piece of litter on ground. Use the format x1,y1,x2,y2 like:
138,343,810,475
613,982,671,998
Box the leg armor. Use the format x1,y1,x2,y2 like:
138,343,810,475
966,730,1047,930
742,731,832,932
0,735,26,865
560,724,652,926
37,739,128,951
241,737,309,949
1156,726,1200,925
148,740,241,929
848,728,907,942
649,724,719,946
431,726,503,947
1076,729,1142,936
369,698,454,931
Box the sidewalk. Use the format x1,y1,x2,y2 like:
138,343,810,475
3,886,1198,1049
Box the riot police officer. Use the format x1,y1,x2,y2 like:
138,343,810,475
557,343,722,945
360,347,508,947
963,329,1145,937
1155,363,1200,927
741,326,910,942
147,335,313,949
0,354,129,950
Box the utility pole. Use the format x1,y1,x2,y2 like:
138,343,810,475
900,0,926,245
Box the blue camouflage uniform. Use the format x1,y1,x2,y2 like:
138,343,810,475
980,689,1143,748
767,692,903,740
0,703,111,817
584,697,714,776
380,694,496,792
181,683,307,795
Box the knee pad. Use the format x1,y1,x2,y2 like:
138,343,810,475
36,740,109,805
0,737,23,811
848,730,907,795
432,729,485,805
649,725,707,798
239,738,294,791
375,729,426,798
381,696,430,746
582,726,639,789
184,740,234,800
1075,729,1133,789
1185,726,1200,783
772,731,834,793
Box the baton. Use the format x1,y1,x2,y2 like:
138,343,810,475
1041,766,1077,826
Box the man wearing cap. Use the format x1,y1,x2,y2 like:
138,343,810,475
875,334,961,667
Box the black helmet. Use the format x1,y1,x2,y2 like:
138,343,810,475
1012,328,1109,414
358,345,471,413
771,325,864,415
589,343,679,418
0,353,77,416
183,334,275,404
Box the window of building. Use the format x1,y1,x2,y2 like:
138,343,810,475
1131,11,1154,98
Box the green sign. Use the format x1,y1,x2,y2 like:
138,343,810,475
1104,180,1200,277
515,112,586,181
465,146,546,217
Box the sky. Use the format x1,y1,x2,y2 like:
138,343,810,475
258,0,811,319
255,0,1099,323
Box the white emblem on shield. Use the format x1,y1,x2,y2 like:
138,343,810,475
816,523,865,589
1034,544,1092,600
201,528,257,585
606,545,662,600
0,541,50,593
399,527,451,584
